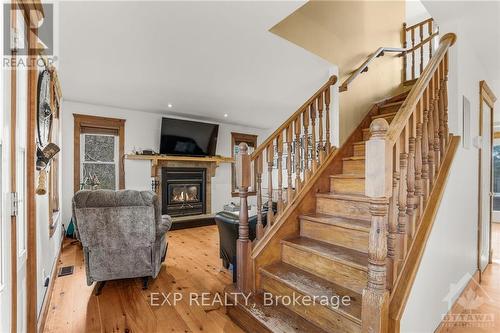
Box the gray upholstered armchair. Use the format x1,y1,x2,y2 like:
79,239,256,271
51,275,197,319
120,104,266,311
72,190,171,293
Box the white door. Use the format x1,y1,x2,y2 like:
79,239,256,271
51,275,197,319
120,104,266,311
0,41,12,333
480,100,493,272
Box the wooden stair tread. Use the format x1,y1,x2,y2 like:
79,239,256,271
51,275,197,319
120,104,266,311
226,285,327,333
342,156,365,161
283,237,368,270
316,192,370,203
300,213,370,232
330,173,365,179
353,141,366,146
260,262,362,323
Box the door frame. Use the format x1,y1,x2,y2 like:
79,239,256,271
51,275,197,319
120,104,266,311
478,80,497,280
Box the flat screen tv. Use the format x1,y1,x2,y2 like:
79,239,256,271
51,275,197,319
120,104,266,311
159,117,219,156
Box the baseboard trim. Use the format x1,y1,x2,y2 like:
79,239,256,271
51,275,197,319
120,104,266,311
434,270,481,332
37,229,64,333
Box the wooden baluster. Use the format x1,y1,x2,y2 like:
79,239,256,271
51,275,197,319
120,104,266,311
286,125,294,203
318,98,324,162
236,143,252,293
411,28,416,80
266,144,274,226
433,73,441,168
415,102,424,220
325,88,332,154
402,23,407,82
302,110,310,181
407,135,416,240
428,20,433,59
310,102,318,172
276,133,284,214
294,117,302,192
387,144,400,290
443,52,449,145
255,154,264,239
427,83,435,185
397,132,408,274
419,24,424,75
362,118,390,333
421,90,430,202
439,60,446,156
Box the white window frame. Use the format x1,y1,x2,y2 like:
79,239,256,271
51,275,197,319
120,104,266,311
80,133,119,190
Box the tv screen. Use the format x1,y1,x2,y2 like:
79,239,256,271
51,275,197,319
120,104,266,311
159,117,219,156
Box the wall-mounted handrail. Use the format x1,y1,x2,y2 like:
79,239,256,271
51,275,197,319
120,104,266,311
339,47,406,92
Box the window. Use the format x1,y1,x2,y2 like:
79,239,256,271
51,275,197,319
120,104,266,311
80,134,119,190
231,132,257,197
73,114,125,192
493,139,500,211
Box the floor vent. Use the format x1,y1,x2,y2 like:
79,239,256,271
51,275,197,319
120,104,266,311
58,266,74,277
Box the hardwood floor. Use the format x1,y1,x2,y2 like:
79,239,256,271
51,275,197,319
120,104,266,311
437,263,500,332
42,225,244,333
492,223,500,263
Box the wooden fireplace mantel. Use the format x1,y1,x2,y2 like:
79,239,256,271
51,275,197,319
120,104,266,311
124,154,234,178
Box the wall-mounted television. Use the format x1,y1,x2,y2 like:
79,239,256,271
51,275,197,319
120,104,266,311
159,117,219,156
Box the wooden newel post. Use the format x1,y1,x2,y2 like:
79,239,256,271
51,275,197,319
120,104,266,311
236,142,253,293
362,119,391,333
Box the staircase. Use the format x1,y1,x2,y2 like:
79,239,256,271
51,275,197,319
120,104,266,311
227,93,409,333
227,22,458,333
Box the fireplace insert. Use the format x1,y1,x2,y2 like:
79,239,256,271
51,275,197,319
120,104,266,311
161,167,206,217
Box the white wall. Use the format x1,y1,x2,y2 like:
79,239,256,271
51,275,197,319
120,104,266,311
60,101,271,226
401,13,498,333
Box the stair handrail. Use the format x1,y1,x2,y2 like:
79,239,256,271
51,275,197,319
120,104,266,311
361,32,456,332
339,47,405,92
233,74,337,293
251,75,337,159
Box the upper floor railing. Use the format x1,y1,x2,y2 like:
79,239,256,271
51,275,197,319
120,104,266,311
339,18,439,92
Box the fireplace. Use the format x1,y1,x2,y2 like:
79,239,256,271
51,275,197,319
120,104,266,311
161,167,206,217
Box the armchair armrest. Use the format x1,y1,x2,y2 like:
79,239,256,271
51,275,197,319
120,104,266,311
157,214,173,236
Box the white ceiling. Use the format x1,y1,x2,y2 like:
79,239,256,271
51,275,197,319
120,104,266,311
422,0,500,92
58,1,332,129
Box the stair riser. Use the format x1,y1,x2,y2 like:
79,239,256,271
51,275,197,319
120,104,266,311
353,143,365,157
227,306,272,333
330,177,365,195
362,129,370,141
282,243,368,294
372,114,396,123
300,219,369,253
316,197,371,221
261,274,362,333
379,104,402,114
343,159,365,174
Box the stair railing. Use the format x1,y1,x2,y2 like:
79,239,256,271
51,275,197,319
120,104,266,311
234,75,337,292
403,18,439,84
362,32,456,332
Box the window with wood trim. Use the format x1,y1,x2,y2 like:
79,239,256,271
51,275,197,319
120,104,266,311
73,114,125,192
231,132,257,197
